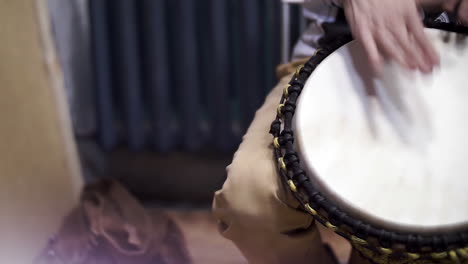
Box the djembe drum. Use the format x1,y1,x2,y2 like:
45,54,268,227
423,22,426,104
270,23,468,264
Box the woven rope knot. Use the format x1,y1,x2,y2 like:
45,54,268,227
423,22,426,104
378,230,392,249
461,233,468,244
290,78,305,86
328,206,342,225
269,120,281,135
406,235,419,253
280,129,294,144
287,85,302,95
433,236,448,252
284,151,299,166
300,66,313,75
282,102,296,115
294,173,308,187
356,223,371,239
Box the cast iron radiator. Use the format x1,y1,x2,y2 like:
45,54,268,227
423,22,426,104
89,0,303,152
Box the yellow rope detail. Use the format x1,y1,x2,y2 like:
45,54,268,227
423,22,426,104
304,203,318,216
449,250,461,263
407,252,420,260
273,137,280,149
284,84,290,97
351,235,367,245
278,157,286,171
456,248,468,259
325,222,338,231
314,48,323,56
288,180,297,192
431,252,448,259
295,65,304,77
379,247,392,254
277,104,284,117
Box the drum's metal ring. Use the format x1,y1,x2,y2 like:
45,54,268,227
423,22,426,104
270,21,468,264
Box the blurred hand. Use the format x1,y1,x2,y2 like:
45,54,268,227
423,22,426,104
342,0,440,74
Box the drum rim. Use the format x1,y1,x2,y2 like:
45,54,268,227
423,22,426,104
270,21,468,261
295,29,468,234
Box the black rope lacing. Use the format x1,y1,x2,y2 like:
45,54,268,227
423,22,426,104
270,21,468,263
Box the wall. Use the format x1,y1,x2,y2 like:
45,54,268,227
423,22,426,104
0,0,83,263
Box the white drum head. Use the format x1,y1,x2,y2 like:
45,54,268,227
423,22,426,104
295,28,468,233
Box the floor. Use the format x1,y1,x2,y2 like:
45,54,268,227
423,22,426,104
168,210,247,264
168,209,352,264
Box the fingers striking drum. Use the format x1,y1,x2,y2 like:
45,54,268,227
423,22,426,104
270,22,468,264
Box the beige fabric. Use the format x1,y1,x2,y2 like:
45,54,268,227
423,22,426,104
213,71,334,264
0,0,83,263
212,62,369,263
